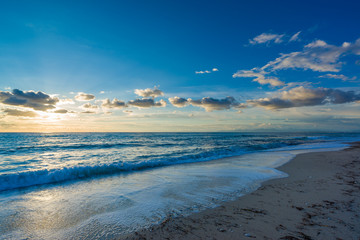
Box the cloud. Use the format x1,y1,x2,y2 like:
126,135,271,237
350,38,360,55
261,39,356,72
289,31,301,42
188,96,246,112
248,86,360,110
319,74,357,81
81,111,96,114
232,68,284,87
58,98,75,105
81,103,99,109
195,70,211,74
0,89,59,111
54,109,68,114
168,97,189,107
195,68,219,74
3,108,38,117
278,81,314,91
304,39,328,48
99,91,105,94
235,37,360,88
134,87,164,98
75,92,95,101
249,33,285,45
101,98,127,109
127,98,166,108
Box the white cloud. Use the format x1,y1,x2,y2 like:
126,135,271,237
101,98,126,109
232,68,284,87
304,39,328,48
289,31,301,42
75,92,95,101
319,74,357,81
249,33,285,45
195,70,211,74
352,39,360,55
127,98,166,108
195,68,219,74
58,98,75,105
235,37,360,88
278,81,314,91
134,87,164,98
168,96,189,108
262,39,354,72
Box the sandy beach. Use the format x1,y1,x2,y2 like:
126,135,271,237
124,143,360,240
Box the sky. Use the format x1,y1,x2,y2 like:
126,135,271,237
1,0,360,132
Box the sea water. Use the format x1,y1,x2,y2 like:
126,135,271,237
0,132,359,239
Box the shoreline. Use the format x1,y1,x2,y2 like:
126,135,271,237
123,142,360,239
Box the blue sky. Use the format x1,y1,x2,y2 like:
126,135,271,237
1,0,360,132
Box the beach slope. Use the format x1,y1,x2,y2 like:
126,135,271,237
124,143,360,239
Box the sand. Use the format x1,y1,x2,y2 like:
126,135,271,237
123,143,360,240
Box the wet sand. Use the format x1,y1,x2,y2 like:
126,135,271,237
123,143,360,239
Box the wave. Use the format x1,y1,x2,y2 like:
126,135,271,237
0,140,322,192
1,133,357,192
0,148,248,192
0,142,181,154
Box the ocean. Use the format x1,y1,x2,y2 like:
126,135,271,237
0,132,359,239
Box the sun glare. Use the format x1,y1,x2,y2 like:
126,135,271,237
38,111,65,122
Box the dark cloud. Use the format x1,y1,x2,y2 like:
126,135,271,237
248,87,360,109
188,96,246,112
101,98,127,109
75,92,95,101
81,111,96,114
3,108,38,117
127,98,166,108
54,109,68,114
168,97,189,107
0,89,59,111
81,103,99,109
